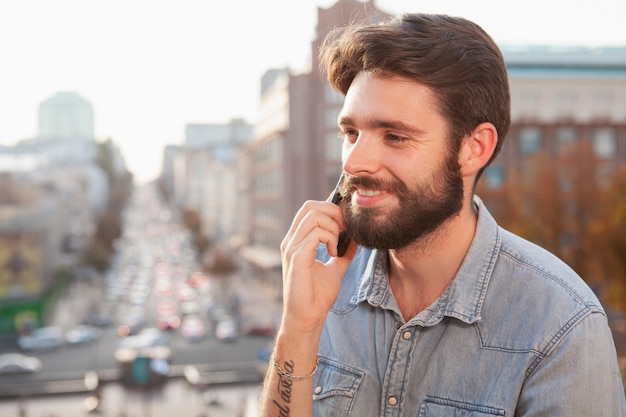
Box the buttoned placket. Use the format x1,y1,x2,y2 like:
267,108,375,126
381,322,417,416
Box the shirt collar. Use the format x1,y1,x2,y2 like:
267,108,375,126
350,196,501,326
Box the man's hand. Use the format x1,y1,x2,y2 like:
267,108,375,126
279,199,356,334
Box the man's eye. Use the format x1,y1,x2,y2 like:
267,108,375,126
338,129,358,141
387,134,410,143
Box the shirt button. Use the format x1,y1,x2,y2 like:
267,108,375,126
402,330,412,340
314,386,322,394
387,396,398,406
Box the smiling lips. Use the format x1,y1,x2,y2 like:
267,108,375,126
356,188,384,197
352,187,390,206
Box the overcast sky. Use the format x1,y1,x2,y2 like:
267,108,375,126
1,0,624,183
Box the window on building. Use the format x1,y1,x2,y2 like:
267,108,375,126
253,169,282,196
592,127,616,158
555,127,579,154
519,127,543,155
254,137,282,166
483,165,505,189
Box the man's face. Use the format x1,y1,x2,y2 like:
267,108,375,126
337,73,464,250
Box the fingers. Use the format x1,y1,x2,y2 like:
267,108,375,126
278,200,355,334
281,200,346,259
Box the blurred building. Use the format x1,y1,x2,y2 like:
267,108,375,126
0,176,71,334
0,92,126,335
236,0,389,285
483,46,626,190
38,91,95,142
162,0,626,292
15,91,98,166
168,119,253,247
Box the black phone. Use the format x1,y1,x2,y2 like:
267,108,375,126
330,173,350,257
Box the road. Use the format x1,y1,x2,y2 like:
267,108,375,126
0,379,264,417
0,183,281,417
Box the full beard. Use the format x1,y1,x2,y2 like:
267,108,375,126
339,155,464,251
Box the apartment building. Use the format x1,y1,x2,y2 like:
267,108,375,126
173,119,253,246
484,46,626,190
237,0,389,284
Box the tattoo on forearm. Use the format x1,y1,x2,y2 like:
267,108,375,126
273,359,295,417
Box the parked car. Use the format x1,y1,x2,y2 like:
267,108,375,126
0,353,42,375
215,320,239,342
117,328,169,350
17,326,63,352
181,314,205,341
81,309,113,327
66,325,103,345
117,312,145,337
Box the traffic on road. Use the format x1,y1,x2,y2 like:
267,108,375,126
0,184,280,415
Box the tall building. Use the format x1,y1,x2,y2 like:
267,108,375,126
238,0,389,283
484,46,626,190
175,119,253,246
13,92,98,165
38,92,95,142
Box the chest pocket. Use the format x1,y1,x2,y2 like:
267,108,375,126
313,357,364,416
418,396,505,417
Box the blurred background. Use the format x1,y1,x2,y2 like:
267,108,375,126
0,0,624,415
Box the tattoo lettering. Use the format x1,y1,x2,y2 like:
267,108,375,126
273,359,295,417
272,399,290,417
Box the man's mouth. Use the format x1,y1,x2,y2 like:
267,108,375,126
356,188,384,197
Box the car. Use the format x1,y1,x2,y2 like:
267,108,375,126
0,353,42,375
117,328,169,350
156,311,181,330
215,320,239,342
117,312,145,337
246,323,276,336
175,284,196,302
17,326,64,351
179,300,200,316
81,309,113,327
65,325,103,345
181,314,205,341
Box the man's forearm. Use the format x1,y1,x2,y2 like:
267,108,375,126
258,332,321,417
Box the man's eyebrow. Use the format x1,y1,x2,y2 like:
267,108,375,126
338,115,426,134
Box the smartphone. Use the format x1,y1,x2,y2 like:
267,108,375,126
329,173,351,257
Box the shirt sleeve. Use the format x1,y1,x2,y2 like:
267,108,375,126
517,311,626,416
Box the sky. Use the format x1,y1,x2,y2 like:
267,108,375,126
1,0,625,184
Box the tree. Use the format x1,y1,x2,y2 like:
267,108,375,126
478,141,626,310
593,164,626,306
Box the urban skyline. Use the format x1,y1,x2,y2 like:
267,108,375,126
1,0,625,183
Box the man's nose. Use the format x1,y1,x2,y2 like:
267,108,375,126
342,134,382,176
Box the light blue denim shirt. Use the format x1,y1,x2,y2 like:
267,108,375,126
313,197,626,416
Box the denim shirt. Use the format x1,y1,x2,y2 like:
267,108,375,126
313,197,626,416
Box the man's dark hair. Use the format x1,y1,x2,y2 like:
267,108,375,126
320,13,511,181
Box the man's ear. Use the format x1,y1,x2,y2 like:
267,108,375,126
459,122,498,177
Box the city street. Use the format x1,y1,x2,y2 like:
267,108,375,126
0,183,282,416
0,379,263,417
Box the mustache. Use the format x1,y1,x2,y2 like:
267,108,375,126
340,174,408,198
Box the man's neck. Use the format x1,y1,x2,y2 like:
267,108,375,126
387,205,478,321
